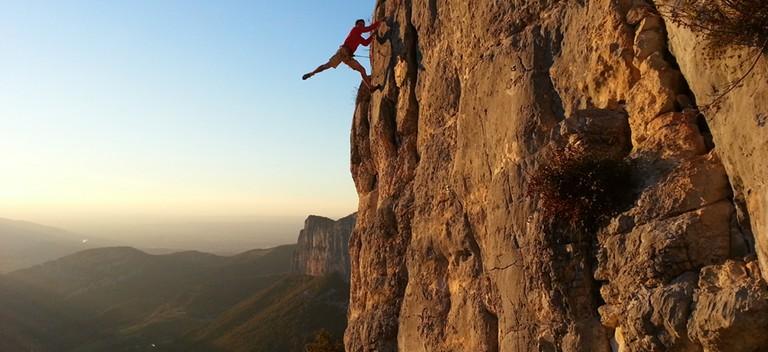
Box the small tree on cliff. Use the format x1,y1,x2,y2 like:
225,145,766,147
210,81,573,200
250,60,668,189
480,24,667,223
305,330,344,352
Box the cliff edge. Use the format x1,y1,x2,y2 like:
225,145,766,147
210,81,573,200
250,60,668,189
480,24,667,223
346,0,768,351
293,214,356,279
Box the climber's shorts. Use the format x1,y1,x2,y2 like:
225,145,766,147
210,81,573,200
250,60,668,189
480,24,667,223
328,47,355,68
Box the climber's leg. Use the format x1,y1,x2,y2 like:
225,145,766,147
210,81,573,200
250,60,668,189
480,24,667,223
345,58,374,89
303,48,346,80
303,63,332,80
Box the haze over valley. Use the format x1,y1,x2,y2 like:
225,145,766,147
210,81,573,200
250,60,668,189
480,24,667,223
0,214,354,351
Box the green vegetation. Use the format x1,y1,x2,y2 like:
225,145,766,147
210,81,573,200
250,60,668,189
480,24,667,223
0,245,349,352
527,147,634,232
190,274,349,352
305,330,345,352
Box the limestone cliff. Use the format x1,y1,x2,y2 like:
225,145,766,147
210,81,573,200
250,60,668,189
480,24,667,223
346,0,768,351
292,214,356,278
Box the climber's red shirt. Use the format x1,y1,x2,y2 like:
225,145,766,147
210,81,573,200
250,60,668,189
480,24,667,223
342,21,382,55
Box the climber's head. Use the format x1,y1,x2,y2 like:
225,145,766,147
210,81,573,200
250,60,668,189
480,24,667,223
355,19,366,28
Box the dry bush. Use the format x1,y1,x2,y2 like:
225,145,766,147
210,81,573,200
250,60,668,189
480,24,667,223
658,0,768,109
527,148,634,233
660,0,768,49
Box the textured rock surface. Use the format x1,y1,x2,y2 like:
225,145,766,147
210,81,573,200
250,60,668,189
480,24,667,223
689,259,768,352
345,0,768,351
292,214,356,278
656,0,768,283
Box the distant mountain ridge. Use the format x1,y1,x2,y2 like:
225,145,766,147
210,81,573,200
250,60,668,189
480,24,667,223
1,244,304,351
186,274,349,352
0,213,352,352
0,217,115,273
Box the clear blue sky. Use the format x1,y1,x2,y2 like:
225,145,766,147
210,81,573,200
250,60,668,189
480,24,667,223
0,0,374,226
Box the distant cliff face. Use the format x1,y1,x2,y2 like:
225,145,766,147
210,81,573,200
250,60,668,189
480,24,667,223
346,0,768,351
293,214,356,278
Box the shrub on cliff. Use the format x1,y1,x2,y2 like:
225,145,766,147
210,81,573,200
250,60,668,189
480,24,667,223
659,0,768,109
527,148,634,232
305,329,344,352
660,0,768,49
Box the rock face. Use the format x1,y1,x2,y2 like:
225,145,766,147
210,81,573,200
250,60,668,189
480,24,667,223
292,214,356,278
345,0,768,351
658,1,768,283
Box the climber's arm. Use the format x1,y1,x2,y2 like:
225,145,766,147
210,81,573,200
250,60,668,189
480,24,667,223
362,21,382,33
362,34,375,46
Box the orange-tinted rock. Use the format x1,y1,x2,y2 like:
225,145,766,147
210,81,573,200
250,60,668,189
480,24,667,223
293,214,355,279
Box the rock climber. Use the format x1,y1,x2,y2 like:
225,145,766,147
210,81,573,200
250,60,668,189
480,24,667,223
302,19,383,91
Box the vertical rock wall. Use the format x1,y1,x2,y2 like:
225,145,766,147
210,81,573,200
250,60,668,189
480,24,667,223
292,214,356,278
656,0,768,284
346,0,768,351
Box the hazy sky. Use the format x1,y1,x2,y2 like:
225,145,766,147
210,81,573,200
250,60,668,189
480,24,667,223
0,1,374,228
